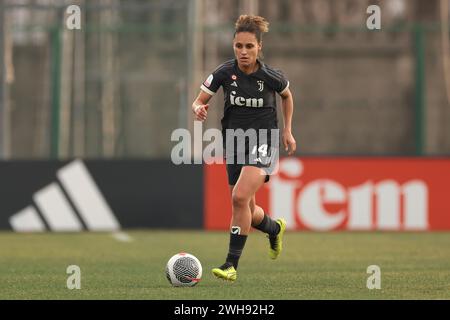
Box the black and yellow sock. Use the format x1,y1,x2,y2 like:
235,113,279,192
253,214,280,236
225,232,247,270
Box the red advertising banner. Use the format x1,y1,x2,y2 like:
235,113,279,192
204,158,450,231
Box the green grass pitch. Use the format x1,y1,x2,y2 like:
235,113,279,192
0,231,449,299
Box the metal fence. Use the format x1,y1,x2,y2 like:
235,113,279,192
1,0,193,159
1,0,449,159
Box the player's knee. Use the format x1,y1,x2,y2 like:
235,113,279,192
232,190,250,209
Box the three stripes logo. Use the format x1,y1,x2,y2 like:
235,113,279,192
9,160,121,232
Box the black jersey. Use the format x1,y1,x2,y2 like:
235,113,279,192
200,59,289,131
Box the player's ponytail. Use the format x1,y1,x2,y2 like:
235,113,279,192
234,15,269,43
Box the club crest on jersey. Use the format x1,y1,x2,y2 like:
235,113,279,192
230,91,264,108
257,80,264,92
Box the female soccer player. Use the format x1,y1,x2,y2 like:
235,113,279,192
192,15,296,281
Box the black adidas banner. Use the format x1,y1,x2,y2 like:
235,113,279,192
0,160,203,231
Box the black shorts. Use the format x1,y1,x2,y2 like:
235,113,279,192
222,122,279,186
226,163,271,186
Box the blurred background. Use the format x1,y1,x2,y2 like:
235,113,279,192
1,1,450,301
1,0,450,160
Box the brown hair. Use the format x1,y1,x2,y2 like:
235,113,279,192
234,15,269,43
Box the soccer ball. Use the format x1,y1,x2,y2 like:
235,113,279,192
166,253,202,287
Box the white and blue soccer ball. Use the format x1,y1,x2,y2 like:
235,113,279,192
166,253,202,287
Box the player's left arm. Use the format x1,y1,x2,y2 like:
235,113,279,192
279,88,296,155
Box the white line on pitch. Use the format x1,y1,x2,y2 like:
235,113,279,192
111,231,134,242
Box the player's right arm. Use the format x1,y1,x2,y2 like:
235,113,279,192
192,90,212,122
193,64,227,121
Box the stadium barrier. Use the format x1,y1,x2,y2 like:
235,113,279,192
206,157,450,231
0,159,203,231
1,158,450,232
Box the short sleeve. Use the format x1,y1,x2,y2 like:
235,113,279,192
273,69,289,95
265,67,289,95
200,69,224,96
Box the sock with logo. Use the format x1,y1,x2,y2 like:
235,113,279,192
225,231,248,270
253,214,280,237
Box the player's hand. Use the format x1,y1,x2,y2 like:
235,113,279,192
282,129,296,155
193,104,209,121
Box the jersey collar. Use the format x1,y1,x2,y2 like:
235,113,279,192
234,59,264,76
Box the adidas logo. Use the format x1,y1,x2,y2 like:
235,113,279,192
231,81,238,87
9,159,121,232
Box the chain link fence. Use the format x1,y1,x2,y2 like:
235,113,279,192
1,0,449,159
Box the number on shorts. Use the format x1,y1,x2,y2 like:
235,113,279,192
251,144,268,157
